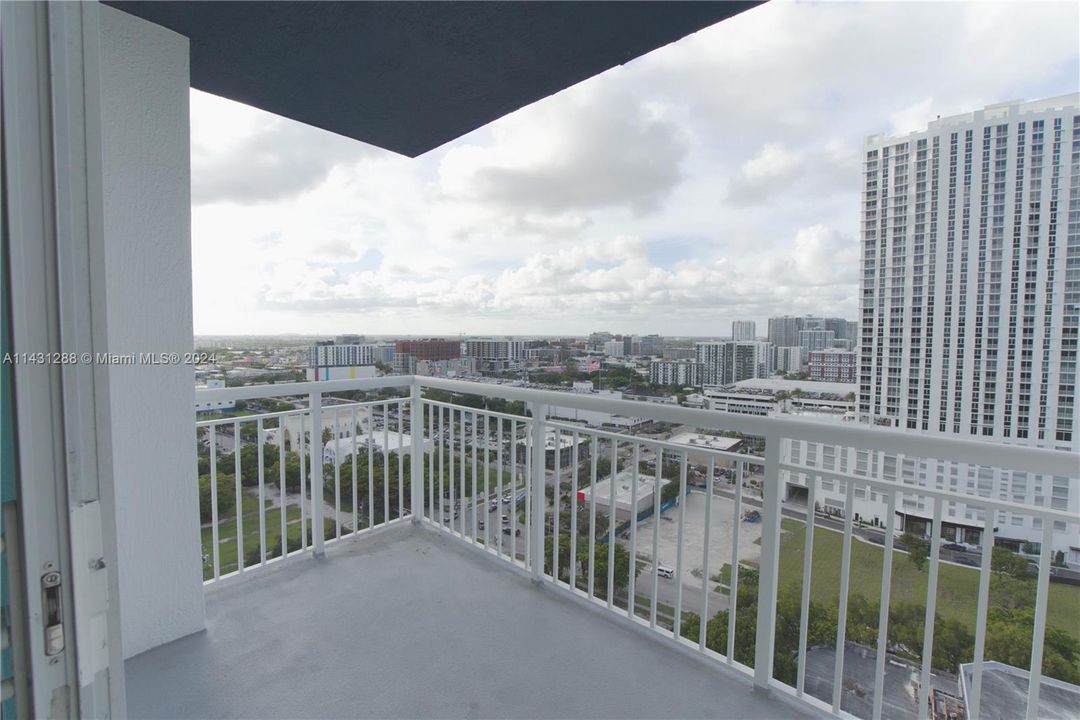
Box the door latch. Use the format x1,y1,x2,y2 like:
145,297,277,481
41,571,64,655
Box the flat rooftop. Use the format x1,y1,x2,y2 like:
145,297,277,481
578,471,669,508
728,378,856,396
959,661,1080,720
126,523,811,719
802,642,957,720
668,431,742,452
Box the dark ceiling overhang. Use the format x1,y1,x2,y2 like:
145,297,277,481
102,1,761,157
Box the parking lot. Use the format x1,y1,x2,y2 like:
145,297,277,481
623,488,764,618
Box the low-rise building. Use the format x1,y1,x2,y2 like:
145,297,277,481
515,429,591,469
194,379,234,413
603,339,625,358
807,348,856,383
394,338,460,373
463,338,526,373
776,346,803,374
667,431,743,467
576,470,670,522
648,359,701,387
323,431,431,465
305,365,378,381
415,357,476,377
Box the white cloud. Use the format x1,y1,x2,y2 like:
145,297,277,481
190,0,1079,336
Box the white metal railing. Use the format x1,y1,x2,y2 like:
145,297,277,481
195,375,1079,720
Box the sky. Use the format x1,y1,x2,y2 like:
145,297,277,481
190,0,1079,338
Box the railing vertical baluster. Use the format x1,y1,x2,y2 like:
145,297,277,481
728,460,743,662
438,406,445,528
278,418,286,558
209,424,220,580
511,419,519,562
553,427,561,582
459,408,466,537
673,451,688,637
917,498,943,720
496,416,504,557
299,411,307,549
1025,521,1055,720
530,402,547,582
367,405,374,531
472,411,478,541
333,407,341,540
570,430,579,591
257,418,266,565
524,418,531,567
650,446,661,628
832,478,856,713
449,409,456,535
483,414,490,549
607,438,617,608
234,419,243,573
382,401,390,525
871,489,897,720
309,391,324,557
427,398,434,523
351,406,358,534
968,510,994,720
397,399,405,519
797,475,817,694
629,442,640,619
699,456,714,651
753,435,784,692
588,435,598,600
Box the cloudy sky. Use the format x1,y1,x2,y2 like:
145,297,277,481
191,0,1078,338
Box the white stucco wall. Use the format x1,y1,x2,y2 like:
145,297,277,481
99,6,205,658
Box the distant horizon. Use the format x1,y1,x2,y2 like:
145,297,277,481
192,332,754,341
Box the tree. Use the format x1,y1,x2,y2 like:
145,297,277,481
984,608,1080,684
236,443,279,486
991,546,1032,579
900,532,929,571
577,540,638,599
544,532,575,583
268,451,302,492
198,473,236,523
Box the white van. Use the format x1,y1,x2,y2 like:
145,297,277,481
656,565,675,579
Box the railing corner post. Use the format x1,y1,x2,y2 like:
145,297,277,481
530,401,547,583
410,379,423,525
753,433,784,693
309,389,325,558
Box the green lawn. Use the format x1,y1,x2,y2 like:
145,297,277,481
777,519,1080,639
202,499,332,579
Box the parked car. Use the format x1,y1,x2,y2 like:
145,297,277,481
656,565,675,579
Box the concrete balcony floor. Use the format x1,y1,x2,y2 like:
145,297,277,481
125,523,815,719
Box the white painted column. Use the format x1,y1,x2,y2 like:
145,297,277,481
99,6,204,658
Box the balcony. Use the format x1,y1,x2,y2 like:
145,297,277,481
126,523,808,720
125,376,1078,719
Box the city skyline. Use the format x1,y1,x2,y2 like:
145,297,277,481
190,0,1078,336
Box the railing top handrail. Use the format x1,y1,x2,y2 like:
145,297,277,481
194,375,1079,478
417,378,1078,478
196,375,412,402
